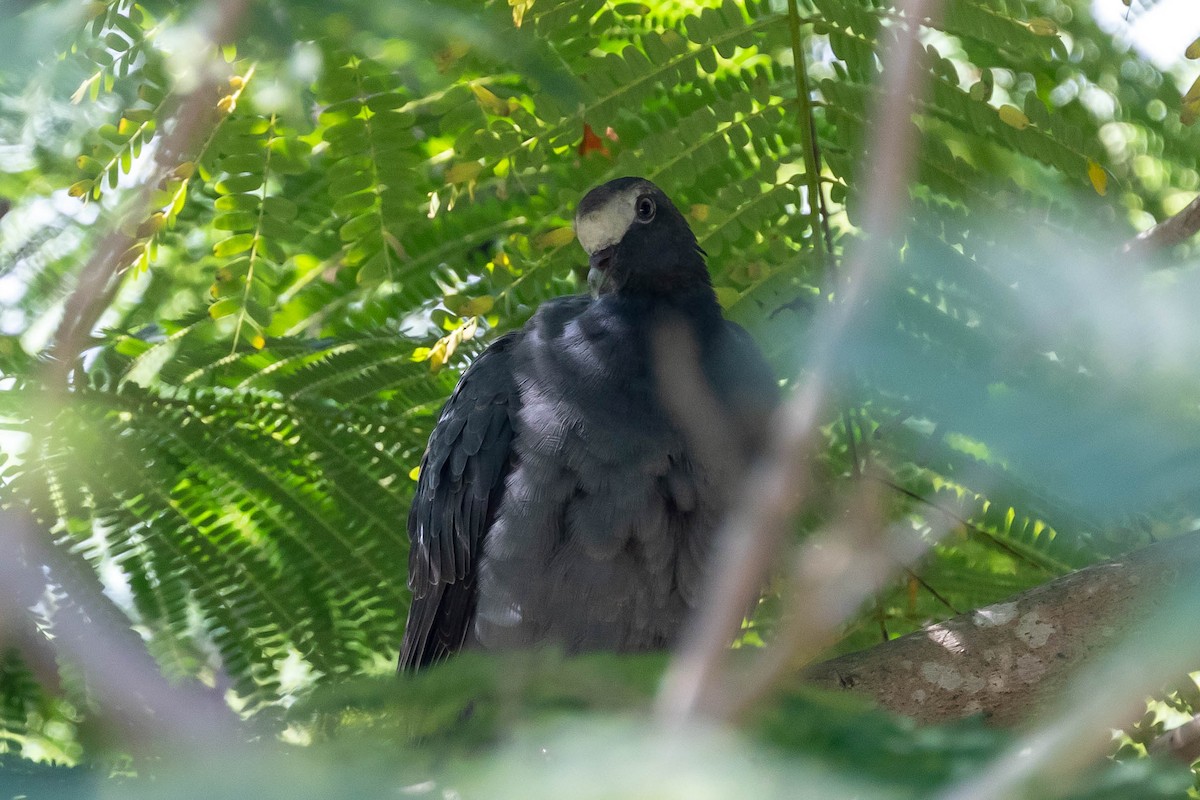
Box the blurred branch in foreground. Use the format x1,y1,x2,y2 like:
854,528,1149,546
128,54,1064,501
0,510,247,757
656,0,942,725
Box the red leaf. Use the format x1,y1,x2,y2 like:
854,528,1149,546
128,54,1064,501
579,123,611,158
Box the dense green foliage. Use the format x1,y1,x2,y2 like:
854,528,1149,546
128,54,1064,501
2,0,1200,794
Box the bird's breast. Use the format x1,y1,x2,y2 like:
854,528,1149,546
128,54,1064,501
474,299,725,653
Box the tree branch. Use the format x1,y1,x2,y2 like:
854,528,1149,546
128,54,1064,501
1121,192,1200,258
802,531,1200,726
41,0,249,390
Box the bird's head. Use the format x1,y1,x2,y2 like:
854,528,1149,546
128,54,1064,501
574,177,710,298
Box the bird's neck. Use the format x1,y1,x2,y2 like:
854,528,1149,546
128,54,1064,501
609,280,723,342
617,248,720,317
665,281,722,330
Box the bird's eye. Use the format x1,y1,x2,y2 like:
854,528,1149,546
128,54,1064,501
635,195,656,222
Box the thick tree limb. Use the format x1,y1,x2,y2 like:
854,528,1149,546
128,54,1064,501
803,532,1200,726
1122,193,1200,258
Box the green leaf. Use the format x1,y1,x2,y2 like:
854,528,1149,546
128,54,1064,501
213,233,256,257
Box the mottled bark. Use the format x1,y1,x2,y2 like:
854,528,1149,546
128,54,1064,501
1122,192,1200,258
803,532,1200,725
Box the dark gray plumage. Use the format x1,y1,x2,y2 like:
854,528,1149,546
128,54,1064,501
399,177,777,670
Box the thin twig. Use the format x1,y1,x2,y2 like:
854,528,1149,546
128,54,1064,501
904,566,960,615
655,0,942,725
787,0,830,279
877,476,1066,574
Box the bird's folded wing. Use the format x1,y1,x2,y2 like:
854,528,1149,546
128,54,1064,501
399,333,519,670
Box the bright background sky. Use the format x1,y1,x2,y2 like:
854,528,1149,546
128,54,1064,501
1092,0,1200,85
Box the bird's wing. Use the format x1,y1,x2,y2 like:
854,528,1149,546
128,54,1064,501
708,320,780,446
399,333,520,671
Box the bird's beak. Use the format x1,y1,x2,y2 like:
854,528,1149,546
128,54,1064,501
587,245,616,297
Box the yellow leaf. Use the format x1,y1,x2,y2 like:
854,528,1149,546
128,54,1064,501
67,180,93,198
122,242,147,266
1184,91,1200,126
217,94,237,115
510,0,535,27
998,105,1030,130
445,294,494,316
409,465,420,481
446,161,483,184
70,73,99,104
1086,159,1108,196
170,180,189,218
249,333,266,350
1184,76,1200,105
470,83,510,116
689,204,710,222
1186,36,1200,60
461,316,479,340
137,212,166,237
229,74,245,90
428,338,449,372
536,227,576,249
1025,17,1058,36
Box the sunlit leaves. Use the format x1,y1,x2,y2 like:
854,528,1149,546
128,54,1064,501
206,113,307,350
317,53,422,287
